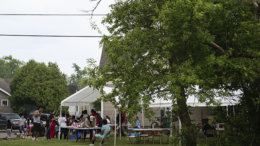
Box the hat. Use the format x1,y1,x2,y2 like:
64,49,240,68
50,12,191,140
21,115,24,118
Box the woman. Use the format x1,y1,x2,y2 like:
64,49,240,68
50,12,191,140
49,109,57,138
90,109,99,125
134,116,141,128
90,119,110,146
60,113,67,139
105,116,110,124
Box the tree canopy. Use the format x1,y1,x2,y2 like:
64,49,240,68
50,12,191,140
87,0,260,145
9,60,69,116
0,55,25,78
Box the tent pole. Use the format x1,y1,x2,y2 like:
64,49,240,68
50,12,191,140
120,110,121,140
170,107,172,136
114,108,116,146
59,105,62,140
89,105,91,115
101,100,104,118
75,103,77,117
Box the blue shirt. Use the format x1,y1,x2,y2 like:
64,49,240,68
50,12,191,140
135,120,141,128
101,125,111,137
55,125,59,131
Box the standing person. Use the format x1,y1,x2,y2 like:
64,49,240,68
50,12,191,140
32,107,43,141
60,113,67,139
55,123,59,138
46,116,51,140
90,109,99,126
79,110,89,140
25,117,32,138
90,119,110,146
116,109,126,136
19,115,26,136
50,115,57,138
6,120,12,140
105,116,111,124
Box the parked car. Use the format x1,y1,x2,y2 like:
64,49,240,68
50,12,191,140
0,113,20,130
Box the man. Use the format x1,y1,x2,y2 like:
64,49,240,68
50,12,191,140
79,110,89,140
90,119,110,146
19,115,26,135
116,108,126,136
32,107,43,141
202,119,214,137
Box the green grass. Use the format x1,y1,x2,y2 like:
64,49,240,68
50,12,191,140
0,136,173,146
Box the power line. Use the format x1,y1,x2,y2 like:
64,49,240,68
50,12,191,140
0,34,103,37
0,14,107,16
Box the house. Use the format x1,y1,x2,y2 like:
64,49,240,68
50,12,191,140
0,78,13,113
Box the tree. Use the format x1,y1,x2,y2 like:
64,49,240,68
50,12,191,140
8,60,69,116
0,55,25,78
86,0,260,145
67,63,88,88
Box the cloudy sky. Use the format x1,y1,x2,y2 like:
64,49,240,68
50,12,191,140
0,0,115,76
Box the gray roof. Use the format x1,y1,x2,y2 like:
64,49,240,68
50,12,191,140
99,48,109,69
0,78,12,93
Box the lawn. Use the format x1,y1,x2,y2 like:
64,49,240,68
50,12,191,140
0,136,173,146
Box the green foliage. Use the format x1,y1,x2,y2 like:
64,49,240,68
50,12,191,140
67,63,88,89
86,0,260,145
8,60,69,116
0,55,25,78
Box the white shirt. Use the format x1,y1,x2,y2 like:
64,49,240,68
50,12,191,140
106,119,110,124
60,117,67,127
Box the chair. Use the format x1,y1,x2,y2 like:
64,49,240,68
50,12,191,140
102,131,111,145
160,130,170,144
126,129,138,144
205,129,215,139
143,131,154,145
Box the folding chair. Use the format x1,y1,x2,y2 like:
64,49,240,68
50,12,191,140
143,131,154,145
126,129,138,144
160,130,170,144
102,131,111,145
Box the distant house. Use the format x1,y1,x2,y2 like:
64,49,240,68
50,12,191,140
0,78,13,113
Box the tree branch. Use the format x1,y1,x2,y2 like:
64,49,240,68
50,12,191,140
211,41,228,55
252,0,260,9
83,0,102,19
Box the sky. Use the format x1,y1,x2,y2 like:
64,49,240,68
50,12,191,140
0,0,115,76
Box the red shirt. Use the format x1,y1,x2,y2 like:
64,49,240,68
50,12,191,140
91,113,99,125
122,111,126,123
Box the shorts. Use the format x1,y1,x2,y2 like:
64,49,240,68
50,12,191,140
7,129,11,135
26,126,31,129
33,123,41,132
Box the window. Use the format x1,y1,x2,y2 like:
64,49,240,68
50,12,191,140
1,100,8,106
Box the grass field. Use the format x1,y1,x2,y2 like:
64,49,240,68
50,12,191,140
0,136,173,146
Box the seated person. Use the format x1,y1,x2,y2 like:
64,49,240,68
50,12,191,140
202,120,214,137
90,119,110,146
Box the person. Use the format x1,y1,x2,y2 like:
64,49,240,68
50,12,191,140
116,109,126,136
105,116,110,124
46,115,51,140
32,107,43,141
6,120,12,140
80,110,89,127
202,119,214,137
90,109,99,125
50,115,57,139
55,123,59,138
134,116,141,128
90,119,110,146
19,115,26,136
25,117,32,138
60,113,67,139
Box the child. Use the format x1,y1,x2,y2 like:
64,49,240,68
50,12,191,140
6,120,12,140
25,117,32,138
55,124,59,138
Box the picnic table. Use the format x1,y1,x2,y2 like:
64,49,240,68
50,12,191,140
132,128,171,132
61,126,101,142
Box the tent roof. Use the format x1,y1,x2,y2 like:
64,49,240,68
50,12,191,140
61,86,114,106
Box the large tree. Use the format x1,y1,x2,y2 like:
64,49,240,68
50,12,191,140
0,55,25,78
9,60,69,116
87,0,260,145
